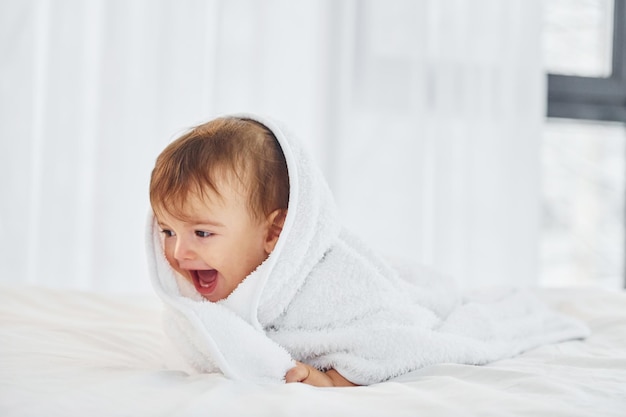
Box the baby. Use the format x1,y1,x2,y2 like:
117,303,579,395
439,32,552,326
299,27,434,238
150,116,353,386
147,114,588,387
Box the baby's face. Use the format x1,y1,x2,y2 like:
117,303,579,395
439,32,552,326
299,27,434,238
155,183,271,302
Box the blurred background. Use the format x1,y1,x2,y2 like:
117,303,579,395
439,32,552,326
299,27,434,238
0,0,624,294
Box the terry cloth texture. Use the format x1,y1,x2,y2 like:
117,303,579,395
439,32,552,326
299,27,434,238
146,113,590,386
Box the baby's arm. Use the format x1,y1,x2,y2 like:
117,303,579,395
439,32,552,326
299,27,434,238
285,362,357,387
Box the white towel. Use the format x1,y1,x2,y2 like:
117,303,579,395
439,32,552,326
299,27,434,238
146,113,590,385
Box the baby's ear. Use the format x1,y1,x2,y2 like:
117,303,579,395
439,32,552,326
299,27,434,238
264,209,287,254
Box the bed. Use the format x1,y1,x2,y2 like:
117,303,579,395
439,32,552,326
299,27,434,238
1,283,624,417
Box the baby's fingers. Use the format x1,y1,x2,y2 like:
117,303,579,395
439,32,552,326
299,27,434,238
285,362,310,383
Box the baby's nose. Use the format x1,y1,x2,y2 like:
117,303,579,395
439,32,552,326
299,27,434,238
174,238,196,261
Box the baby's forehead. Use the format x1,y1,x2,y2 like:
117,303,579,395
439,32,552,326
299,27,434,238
155,180,249,220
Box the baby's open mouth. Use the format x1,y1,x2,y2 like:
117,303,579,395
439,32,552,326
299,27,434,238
191,269,219,295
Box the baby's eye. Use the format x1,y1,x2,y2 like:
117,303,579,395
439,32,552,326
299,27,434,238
160,229,175,237
195,230,212,238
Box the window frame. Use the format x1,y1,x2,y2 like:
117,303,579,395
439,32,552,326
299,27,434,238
547,0,626,122
546,0,626,288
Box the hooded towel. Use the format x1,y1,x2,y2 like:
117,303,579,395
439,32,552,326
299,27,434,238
146,113,589,385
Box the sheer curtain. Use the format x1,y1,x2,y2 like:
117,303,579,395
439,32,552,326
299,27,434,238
0,0,543,294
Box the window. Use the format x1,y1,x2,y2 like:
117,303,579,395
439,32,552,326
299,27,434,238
542,0,626,289
546,0,626,122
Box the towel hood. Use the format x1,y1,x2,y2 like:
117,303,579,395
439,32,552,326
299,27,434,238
218,113,342,327
149,113,341,329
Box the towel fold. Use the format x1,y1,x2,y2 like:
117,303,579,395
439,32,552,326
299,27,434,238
146,113,589,385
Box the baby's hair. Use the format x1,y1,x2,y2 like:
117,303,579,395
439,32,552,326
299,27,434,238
150,117,289,221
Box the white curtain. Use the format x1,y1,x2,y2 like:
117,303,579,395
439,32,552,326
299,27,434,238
0,0,543,294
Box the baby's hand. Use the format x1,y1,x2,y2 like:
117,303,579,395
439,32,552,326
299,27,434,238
285,362,356,387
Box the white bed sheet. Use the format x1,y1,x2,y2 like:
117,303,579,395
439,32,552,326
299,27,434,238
0,284,624,417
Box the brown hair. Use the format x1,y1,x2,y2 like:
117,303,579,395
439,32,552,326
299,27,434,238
150,117,289,221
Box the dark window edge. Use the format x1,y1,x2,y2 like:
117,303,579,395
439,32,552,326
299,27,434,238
546,0,626,123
